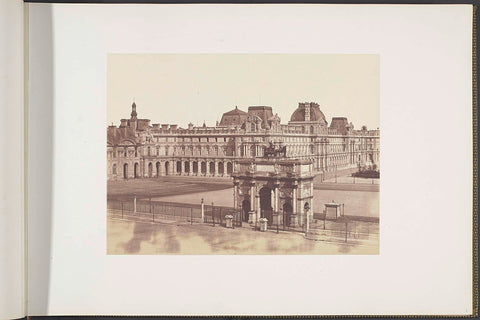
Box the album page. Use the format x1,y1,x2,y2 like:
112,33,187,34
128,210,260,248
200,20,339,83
27,3,473,316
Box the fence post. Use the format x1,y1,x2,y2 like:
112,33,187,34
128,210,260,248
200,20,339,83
190,208,193,225
133,194,137,214
149,193,152,213
121,201,124,219
152,204,155,223
201,198,204,223
212,202,215,227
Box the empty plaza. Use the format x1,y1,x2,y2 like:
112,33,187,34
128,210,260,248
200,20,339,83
107,175,379,255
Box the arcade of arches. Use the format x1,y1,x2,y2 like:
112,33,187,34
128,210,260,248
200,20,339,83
117,159,235,179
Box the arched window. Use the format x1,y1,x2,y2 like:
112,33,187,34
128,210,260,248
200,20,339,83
251,123,255,131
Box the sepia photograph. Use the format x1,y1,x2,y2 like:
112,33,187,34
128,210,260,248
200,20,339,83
106,54,380,255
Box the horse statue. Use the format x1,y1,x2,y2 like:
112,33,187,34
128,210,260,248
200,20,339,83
264,142,287,158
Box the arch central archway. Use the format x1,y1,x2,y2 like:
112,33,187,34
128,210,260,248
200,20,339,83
241,199,250,222
259,187,272,222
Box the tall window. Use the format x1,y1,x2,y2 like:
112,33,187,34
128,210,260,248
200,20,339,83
251,123,255,131
112,164,117,175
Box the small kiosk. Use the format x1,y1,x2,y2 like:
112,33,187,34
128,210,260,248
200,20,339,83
325,202,343,220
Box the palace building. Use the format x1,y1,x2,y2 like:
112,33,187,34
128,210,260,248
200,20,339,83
107,102,380,181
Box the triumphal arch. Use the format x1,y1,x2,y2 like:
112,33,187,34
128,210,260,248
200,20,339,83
232,154,315,228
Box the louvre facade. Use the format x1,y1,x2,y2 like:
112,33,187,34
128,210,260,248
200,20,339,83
107,102,380,181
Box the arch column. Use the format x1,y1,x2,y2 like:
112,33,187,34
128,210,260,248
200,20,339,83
256,194,261,221
250,183,255,211
181,160,185,175
189,160,193,176
233,181,239,210
292,186,297,215
274,183,279,213
214,161,218,177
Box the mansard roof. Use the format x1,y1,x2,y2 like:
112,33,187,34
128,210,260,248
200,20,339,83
290,102,327,125
219,106,248,127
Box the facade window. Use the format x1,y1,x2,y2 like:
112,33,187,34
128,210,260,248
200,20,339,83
112,164,117,175
156,147,160,156
251,123,255,131
147,147,151,156
134,148,138,157
124,147,127,157
113,149,116,158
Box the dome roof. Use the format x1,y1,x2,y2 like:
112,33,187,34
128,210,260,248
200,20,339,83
219,106,248,127
290,102,327,125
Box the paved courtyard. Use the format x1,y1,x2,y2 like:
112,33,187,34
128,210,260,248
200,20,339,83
107,218,378,255
107,176,379,255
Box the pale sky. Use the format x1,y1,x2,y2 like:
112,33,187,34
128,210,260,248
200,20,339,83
107,54,379,129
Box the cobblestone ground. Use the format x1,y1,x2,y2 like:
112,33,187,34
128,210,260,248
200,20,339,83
107,218,378,255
